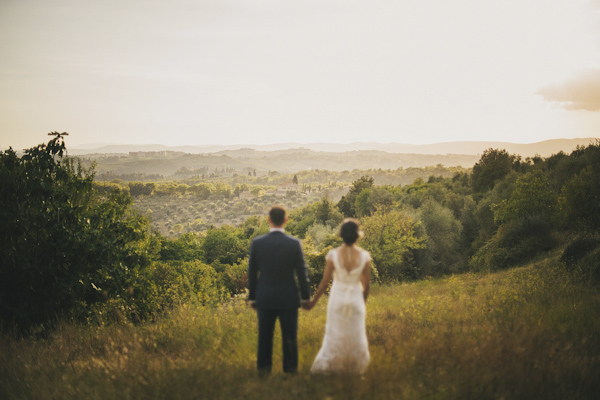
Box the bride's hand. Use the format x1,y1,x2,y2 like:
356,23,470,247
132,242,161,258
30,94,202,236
304,299,316,310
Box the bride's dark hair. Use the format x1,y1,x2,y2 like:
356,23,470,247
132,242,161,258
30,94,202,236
339,218,362,245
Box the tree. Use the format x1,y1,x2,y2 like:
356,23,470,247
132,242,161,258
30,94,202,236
159,232,204,261
250,187,265,198
354,188,373,217
337,175,375,217
0,133,158,331
292,174,298,184
418,200,463,273
471,148,518,193
355,187,394,217
128,182,154,197
214,182,232,199
315,195,343,226
361,207,425,282
189,182,214,199
201,227,246,265
558,166,600,232
304,223,339,250
493,170,556,225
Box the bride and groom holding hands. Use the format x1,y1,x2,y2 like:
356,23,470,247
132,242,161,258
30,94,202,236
247,206,372,375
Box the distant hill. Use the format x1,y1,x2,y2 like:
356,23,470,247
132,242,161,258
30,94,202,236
80,150,479,176
69,138,598,157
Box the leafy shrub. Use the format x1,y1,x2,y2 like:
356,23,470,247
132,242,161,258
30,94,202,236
417,200,463,274
304,246,330,291
219,259,249,296
361,207,425,282
470,216,557,271
558,166,600,232
0,134,158,332
305,223,339,251
201,227,246,265
560,233,600,283
141,260,225,313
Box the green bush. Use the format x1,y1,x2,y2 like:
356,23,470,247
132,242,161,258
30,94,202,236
0,134,158,332
144,260,226,312
470,216,556,271
560,233,600,283
304,246,331,292
361,207,425,282
219,259,249,297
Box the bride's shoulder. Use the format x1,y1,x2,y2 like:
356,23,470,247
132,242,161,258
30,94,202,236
355,246,371,260
325,247,338,261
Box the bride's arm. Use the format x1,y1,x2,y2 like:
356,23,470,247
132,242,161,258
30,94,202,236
308,259,334,309
362,261,371,303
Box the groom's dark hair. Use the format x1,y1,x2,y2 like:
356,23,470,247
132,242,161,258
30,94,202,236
269,206,286,226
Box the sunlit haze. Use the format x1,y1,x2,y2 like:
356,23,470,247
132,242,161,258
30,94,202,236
1,0,600,150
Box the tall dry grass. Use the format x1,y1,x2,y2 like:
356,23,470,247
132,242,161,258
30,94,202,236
1,256,599,399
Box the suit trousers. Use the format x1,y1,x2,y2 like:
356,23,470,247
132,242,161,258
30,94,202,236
256,308,298,374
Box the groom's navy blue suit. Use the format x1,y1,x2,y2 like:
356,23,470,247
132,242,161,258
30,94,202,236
248,229,311,373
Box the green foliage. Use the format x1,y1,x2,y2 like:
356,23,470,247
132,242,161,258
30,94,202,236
560,233,600,283
417,200,463,274
128,182,155,197
354,187,395,217
238,215,269,241
361,207,425,282
219,259,249,297
470,216,557,271
189,182,214,199
471,148,519,193
314,195,344,226
493,170,556,224
304,223,340,251
5,134,600,335
0,134,158,331
337,175,375,217
159,233,204,261
303,245,331,291
213,182,233,199
201,227,246,265
287,202,319,238
146,260,226,311
558,165,600,232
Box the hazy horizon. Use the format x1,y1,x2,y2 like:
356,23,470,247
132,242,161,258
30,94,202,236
66,137,600,149
2,0,600,150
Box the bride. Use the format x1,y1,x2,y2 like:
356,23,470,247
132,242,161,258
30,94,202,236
308,218,371,374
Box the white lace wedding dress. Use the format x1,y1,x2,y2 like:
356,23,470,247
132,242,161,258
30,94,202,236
310,247,370,374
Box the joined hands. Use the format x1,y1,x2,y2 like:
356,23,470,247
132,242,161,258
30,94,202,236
302,299,316,310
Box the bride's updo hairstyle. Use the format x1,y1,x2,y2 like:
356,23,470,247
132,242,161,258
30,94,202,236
339,218,363,245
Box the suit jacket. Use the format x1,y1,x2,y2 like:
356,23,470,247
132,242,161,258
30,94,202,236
247,231,311,309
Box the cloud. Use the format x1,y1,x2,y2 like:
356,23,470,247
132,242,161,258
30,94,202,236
537,68,600,111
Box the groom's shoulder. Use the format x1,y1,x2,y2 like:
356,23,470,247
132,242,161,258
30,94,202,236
284,232,302,246
251,233,269,244
252,231,300,244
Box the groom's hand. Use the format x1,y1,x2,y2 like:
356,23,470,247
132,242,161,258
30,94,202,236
301,300,312,310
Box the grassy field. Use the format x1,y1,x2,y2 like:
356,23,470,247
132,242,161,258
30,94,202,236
2,255,599,400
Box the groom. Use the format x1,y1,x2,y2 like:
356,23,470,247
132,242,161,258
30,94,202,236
247,206,311,375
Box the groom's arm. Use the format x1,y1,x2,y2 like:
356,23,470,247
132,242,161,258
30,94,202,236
247,240,259,307
294,240,311,302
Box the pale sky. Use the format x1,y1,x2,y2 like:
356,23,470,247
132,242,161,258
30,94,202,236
2,0,600,150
